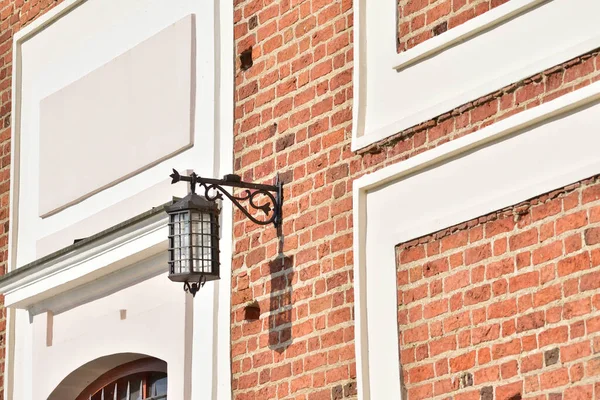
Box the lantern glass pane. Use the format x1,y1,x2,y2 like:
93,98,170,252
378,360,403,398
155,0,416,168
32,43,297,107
189,210,213,274
182,211,190,273
172,212,192,274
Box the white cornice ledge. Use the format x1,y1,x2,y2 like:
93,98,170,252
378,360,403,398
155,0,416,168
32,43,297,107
0,206,170,309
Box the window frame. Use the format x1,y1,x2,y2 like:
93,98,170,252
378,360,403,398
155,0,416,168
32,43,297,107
76,357,167,400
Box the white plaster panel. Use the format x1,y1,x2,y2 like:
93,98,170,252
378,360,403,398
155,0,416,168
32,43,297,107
353,0,600,150
354,83,600,398
38,15,195,217
14,0,221,269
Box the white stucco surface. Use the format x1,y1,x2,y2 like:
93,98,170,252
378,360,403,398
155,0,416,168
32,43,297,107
353,83,600,399
7,0,234,399
38,15,195,217
32,274,191,400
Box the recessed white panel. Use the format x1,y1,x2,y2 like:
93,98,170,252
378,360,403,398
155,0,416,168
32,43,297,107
355,84,600,399
354,0,600,150
38,15,195,216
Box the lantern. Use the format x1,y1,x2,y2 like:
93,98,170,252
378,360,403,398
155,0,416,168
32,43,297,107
165,192,220,296
166,169,283,296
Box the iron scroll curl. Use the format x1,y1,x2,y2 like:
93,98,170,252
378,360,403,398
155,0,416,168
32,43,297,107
170,169,283,228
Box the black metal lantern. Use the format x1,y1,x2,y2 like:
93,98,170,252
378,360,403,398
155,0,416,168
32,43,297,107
165,192,220,296
167,169,283,297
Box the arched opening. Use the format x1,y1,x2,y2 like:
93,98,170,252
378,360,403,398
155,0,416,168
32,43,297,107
47,353,167,400
76,357,167,400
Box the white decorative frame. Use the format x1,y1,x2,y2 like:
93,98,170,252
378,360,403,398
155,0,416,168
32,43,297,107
352,0,600,150
353,82,600,398
6,0,234,399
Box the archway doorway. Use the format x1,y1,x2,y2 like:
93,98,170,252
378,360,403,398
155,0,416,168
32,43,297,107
47,353,167,400
76,357,167,400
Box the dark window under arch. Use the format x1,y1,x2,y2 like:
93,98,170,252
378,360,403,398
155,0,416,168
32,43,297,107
76,357,167,400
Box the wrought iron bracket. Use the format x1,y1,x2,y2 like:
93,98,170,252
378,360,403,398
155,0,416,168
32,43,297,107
170,169,284,228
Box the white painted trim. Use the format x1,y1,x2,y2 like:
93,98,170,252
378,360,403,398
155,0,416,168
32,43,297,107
392,0,546,71
352,81,600,399
28,252,168,316
213,0,234,397
2,213,168,308
358,82,600,191
351,0,600,151
352,34,600,151
6,5,88,396
8,0,85,273
352,187,370,399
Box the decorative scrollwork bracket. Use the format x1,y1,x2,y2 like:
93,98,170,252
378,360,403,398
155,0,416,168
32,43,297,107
170,169,284,228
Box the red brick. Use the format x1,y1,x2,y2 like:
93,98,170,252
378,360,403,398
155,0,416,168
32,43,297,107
509,271,539,293
407,383,433,400
557,252,590,276
539,326,569,347
475,365,499,384
563,298,592,319
533,284,562,307
581,270,600,291
516,311,545,333
449,350,476,372
444,311,470,333
489,299,517,319
522,353,543,373
472,324,500,345
509,228,538,251
556,211,587,234
486,258,514,279
441,231,468,252
404,323,429,344
485,217,515,237
496,381,522,400
444,269,470,293
587,357,600,376
492,338,521,360
564,385,594,400
560,341,591,363
533,241,563,264
464,284,491,306
429,335,456,356
585,227,600,245
465,243,492,265
399,245,426,263
540,367,569,390
407,363,434,384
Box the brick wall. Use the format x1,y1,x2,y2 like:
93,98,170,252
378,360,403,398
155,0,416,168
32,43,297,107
231,0,600,394
0,0,63,397
1,0,599,399
397,0,510,53
396,177,600,399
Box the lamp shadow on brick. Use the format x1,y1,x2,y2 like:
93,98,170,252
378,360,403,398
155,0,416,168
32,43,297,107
267,252,294,353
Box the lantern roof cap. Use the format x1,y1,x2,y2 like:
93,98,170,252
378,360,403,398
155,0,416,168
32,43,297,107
164,192,218,213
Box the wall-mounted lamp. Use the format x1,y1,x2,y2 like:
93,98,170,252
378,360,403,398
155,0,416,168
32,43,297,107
165,169,283,296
